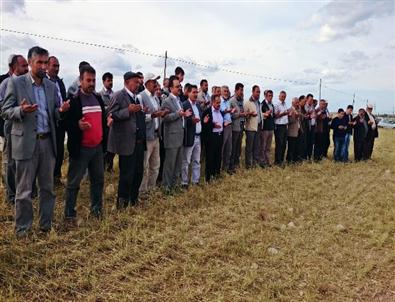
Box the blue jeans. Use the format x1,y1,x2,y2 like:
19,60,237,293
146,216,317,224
333,136,346,162
342,133,351,161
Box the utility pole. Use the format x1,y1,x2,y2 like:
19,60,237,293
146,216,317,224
319,78,322,100
164,50,168,80
352,92,355,107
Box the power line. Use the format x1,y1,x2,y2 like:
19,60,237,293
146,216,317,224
1,27,317,86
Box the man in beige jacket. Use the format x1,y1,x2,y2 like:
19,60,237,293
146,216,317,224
243,85,259,168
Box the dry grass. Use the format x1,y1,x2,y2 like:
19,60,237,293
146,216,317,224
0,129,394,302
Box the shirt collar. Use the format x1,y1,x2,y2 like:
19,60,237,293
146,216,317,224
144,88,154,97
170,93,179,101
125,87,136,98
212,105,220,112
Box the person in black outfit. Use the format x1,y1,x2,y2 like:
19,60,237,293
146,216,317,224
46,56,67,185
202,95,223,182
352,109,368,161
363,104,379,160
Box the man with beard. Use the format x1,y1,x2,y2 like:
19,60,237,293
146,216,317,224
62,65,107,221
2,46,70,236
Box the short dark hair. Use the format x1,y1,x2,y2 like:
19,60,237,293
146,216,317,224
175,66,185,75
280,90,286,95
79,65,96,79
211,94,220,102
266,89,273,95
79,61,90,69
252,85,259,92
48,56,58,63
299,95,305,101
136,71,143,77
347,105,354,110
102,72,113,82
235,83,244,91
27,46,49,60
306,93,314,99
10,55,23,68
190,84,198,90
200,79,208,86
169,75,179,88
338,108,344,113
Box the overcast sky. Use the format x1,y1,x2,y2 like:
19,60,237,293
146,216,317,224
1,0,394,113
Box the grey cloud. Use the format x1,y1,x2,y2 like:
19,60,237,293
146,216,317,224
1,34,37,53
1,0,25,13
96,53,132,74
307,0,394,42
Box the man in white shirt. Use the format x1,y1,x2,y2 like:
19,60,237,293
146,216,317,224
139,73,167,192
274,90,289,165
181,85,202,186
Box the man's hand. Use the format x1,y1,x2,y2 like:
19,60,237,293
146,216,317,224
128,103,142,113
59,100,70,113
107,113,113,127
20,98,38,113
214,122,222,129
184,108,192,117
203,114,210,124
79,117,91,130
192,116,200,124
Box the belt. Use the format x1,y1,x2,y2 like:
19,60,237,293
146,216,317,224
195,133,201,136
212,131,223,136
36,133,50,140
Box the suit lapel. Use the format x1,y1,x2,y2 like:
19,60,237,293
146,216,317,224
24,74,35,104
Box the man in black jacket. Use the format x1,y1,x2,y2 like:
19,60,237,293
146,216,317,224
46,56,67,185
261,89,275,166
363,104,379,159
181,85,202,187
202,95,223,182
62,65,107,220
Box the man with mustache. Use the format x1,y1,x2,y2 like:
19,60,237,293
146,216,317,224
62,65,107,222
2,46,70,237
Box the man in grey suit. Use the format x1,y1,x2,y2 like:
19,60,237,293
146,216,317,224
107,71,146,208
2,46,70,236
161,76,191,193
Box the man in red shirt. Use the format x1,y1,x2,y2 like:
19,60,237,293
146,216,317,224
62,65,107,221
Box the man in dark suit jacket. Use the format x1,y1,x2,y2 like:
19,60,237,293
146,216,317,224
202,95,223,182
2,46,70,236
107,72,146,207
363,104,379,160
181,84,202,186
161,76,191,192
62,65,107,220
46,56,67,185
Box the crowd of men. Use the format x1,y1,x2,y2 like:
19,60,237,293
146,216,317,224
0,46,379,237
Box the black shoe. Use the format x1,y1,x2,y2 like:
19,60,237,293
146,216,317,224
116,198,129,209
181,184,189,190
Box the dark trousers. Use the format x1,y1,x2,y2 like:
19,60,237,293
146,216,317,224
314,132,325,161
363,133,375,159
322,131,330,157
354,139,365,161
205,132,223,182
104,151,115,171
118,141,144,206
306,125,315,159
64,145,104,218
54,124,65,178
245,130,257,168
286,136,298,163
230,130,243,171
274,125,287,165
297,131,307,161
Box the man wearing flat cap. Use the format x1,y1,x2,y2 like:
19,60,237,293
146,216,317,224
107,71,146,208
138,73,168,193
